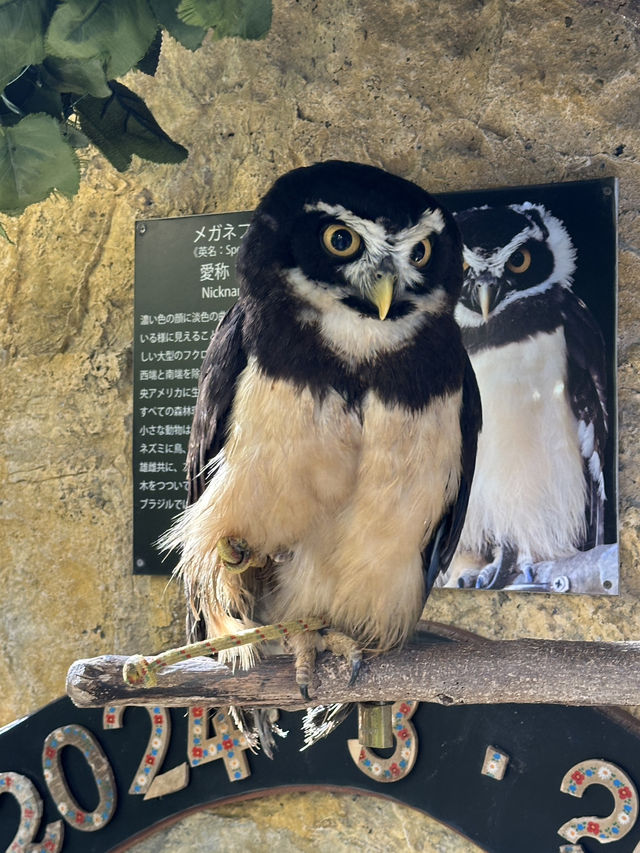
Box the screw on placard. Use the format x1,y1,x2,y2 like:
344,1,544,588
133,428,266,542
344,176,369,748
136,558,145,569
137,222,147,235
552,575,571,593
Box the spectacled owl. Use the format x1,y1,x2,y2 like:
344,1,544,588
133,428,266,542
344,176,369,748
164,161,482,751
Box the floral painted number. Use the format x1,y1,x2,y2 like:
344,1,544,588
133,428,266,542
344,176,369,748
103,705,189,799
347,700,419,783
0,771,63,852
42,725,116,832
559,759,637,847
187,707,251,782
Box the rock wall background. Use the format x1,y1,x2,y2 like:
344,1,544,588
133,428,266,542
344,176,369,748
1,0,639,849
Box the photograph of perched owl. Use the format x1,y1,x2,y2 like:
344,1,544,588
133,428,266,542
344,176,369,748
163,160,481,752
448,201,610,591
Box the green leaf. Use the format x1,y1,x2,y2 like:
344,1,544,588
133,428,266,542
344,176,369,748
0,0,51,89
45,0,158,79
61,121,90,149
43,55,111,98
136,27,162,76
149,0,205,51
0,220,14,242
3,66,64,120
177,0,271,40
75,80,187,172
0,113,80,216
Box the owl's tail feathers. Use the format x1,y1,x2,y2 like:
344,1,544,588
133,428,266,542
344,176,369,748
122,617,329,687
301,703,354,750
231,706,288,759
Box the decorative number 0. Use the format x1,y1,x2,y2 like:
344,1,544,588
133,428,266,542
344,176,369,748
42,725,116,832
103,705,189,799
559,759,637,846
347,700,419,783
0,771,64,852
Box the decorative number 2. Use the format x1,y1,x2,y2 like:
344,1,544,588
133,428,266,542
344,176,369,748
103,705,189,799
559,759,637,848
0,772,63,852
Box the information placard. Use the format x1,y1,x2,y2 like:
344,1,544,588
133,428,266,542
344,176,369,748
133,179,617,592
133,212,251,574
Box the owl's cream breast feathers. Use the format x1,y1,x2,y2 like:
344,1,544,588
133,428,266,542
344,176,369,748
459,328,586,559
173,356,464,649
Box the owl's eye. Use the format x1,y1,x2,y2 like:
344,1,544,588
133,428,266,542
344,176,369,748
321,223,362,258
506,247,531,274
410,238,432,268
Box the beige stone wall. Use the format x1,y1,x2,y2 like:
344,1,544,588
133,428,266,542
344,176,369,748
1,0,639,849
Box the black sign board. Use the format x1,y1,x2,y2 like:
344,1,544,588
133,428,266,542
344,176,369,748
133,179,618,583
3,692,640,852
133,212,252,574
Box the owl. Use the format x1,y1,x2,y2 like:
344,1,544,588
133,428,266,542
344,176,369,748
452,202,608,590
164,161,481,752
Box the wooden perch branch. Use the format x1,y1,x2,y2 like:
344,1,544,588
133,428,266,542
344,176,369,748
67,623,640,710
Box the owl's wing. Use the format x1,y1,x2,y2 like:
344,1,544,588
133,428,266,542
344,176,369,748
186,300,247,504
562,292,609,548
184,300,247,639
422,355,482,594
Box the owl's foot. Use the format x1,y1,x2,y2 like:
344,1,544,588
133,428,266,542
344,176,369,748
216,536,267,574
475,543,519,589
289,628,362,701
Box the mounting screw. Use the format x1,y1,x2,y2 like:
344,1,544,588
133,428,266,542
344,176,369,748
552,575,571,593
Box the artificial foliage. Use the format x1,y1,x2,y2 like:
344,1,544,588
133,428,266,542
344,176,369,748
0,0,272,239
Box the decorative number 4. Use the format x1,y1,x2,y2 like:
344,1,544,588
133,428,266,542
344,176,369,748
188,707,252,782
0,772,63,852
559,759,637,849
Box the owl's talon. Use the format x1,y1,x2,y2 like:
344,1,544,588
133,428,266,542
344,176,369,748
476,543,519,590
299,683,311,702
348,655,362,687
216,536,266,574
294,642,317,701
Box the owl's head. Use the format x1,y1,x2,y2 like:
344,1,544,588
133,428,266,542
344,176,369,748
237,161,462,359
454,202,576,326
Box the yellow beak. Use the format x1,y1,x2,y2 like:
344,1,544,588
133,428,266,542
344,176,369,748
478,282,491,321
370,273,395,320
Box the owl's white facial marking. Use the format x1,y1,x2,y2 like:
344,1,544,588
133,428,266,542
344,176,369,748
287,267,446,362
462,223,542,280
458,203,576,324
304,201,446,300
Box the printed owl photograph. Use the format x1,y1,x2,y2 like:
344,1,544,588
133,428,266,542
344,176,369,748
436,178,618,595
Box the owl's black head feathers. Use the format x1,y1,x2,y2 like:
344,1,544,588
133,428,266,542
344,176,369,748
237,161,463,337
455,202,576,323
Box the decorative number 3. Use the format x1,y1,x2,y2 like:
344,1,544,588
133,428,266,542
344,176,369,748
559,759,637,848
0,771,63,852
347,700,419,783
